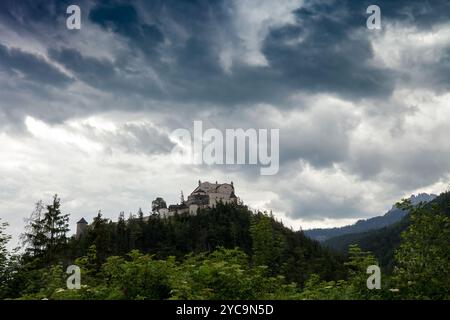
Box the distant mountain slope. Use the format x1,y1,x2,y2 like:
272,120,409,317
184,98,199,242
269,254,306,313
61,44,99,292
322,191,450,271
304,193,437,242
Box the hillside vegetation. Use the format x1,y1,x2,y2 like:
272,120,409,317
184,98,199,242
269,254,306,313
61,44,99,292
0,195,448,300
323,192,450,272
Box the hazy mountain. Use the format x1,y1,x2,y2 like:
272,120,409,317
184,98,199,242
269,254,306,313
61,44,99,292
304,193,437,242
321,191,450,271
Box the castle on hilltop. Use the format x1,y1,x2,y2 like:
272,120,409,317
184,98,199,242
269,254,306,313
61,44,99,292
162,180,238,216
75,180,239,238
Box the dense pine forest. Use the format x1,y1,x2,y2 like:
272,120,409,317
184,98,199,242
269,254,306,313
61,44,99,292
0,194,449,300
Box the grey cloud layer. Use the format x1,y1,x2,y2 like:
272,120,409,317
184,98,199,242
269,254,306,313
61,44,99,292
1,0,450,225
1,0,449,116
0,43,73,86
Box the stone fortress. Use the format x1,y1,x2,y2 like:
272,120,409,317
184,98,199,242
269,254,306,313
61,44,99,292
75,180,239,239
164,180,238,216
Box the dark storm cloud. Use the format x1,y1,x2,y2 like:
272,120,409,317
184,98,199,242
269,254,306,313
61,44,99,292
1,0,447,113
421,46,450,93
347,144,450,191
0,42,75,131
1,0,450,232
261,5,396,100
48,47,115,86
0,1,448,160
89,3,164,56
82,0,396,104
345,0,450,28
79,0,445,105
47,47,164,98
0,43,73,86
90,0,290,106
1,0,448,169
0,0,80,38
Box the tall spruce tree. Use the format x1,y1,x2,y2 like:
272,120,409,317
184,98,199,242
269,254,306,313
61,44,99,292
250,214,285,272
127,211,144,251
43,195,69,263
22,195,69,264
89,211,112,263
22,200,46,257
0,218,11,292
116,212,128,255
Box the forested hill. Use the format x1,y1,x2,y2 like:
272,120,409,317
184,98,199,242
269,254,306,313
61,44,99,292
304,193,437,241
71,203,345,286
1,195,448,300
322,191,450,271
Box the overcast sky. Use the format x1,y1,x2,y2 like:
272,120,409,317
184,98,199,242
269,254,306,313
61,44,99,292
1,0,450,247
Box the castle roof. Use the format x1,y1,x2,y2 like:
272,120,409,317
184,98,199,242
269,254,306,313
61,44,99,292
192,181,234,194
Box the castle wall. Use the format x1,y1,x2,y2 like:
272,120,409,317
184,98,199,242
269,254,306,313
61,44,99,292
169,181,237,215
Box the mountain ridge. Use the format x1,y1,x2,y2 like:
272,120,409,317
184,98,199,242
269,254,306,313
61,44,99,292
320,191,450,271
304,193,437,242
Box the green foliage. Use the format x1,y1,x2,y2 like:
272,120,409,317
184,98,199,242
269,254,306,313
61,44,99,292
343,245,383,299
152,197,167,213
74,245,100,280
299,274,352,300
170,247,300,300
2,195,449,300
393,201,450,299
250,213,286,272
0,219,10,270
101,250,173,299
22,195,69,265
0,219,11,297
71,203,342,286
12,247,301,300
324,191,450,273
21,200,46,257
298,245,385,300
86,211,114,263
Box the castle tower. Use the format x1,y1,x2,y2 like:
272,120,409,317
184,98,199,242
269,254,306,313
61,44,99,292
76,217,88,239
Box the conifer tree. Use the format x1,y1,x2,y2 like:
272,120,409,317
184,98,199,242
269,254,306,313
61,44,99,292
43,195,70,263
127,211,144,251
22,196,69,264
116,212,128,255
90,211,112,263
22,200,46,257
0,218,11,292
250,214,285,272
